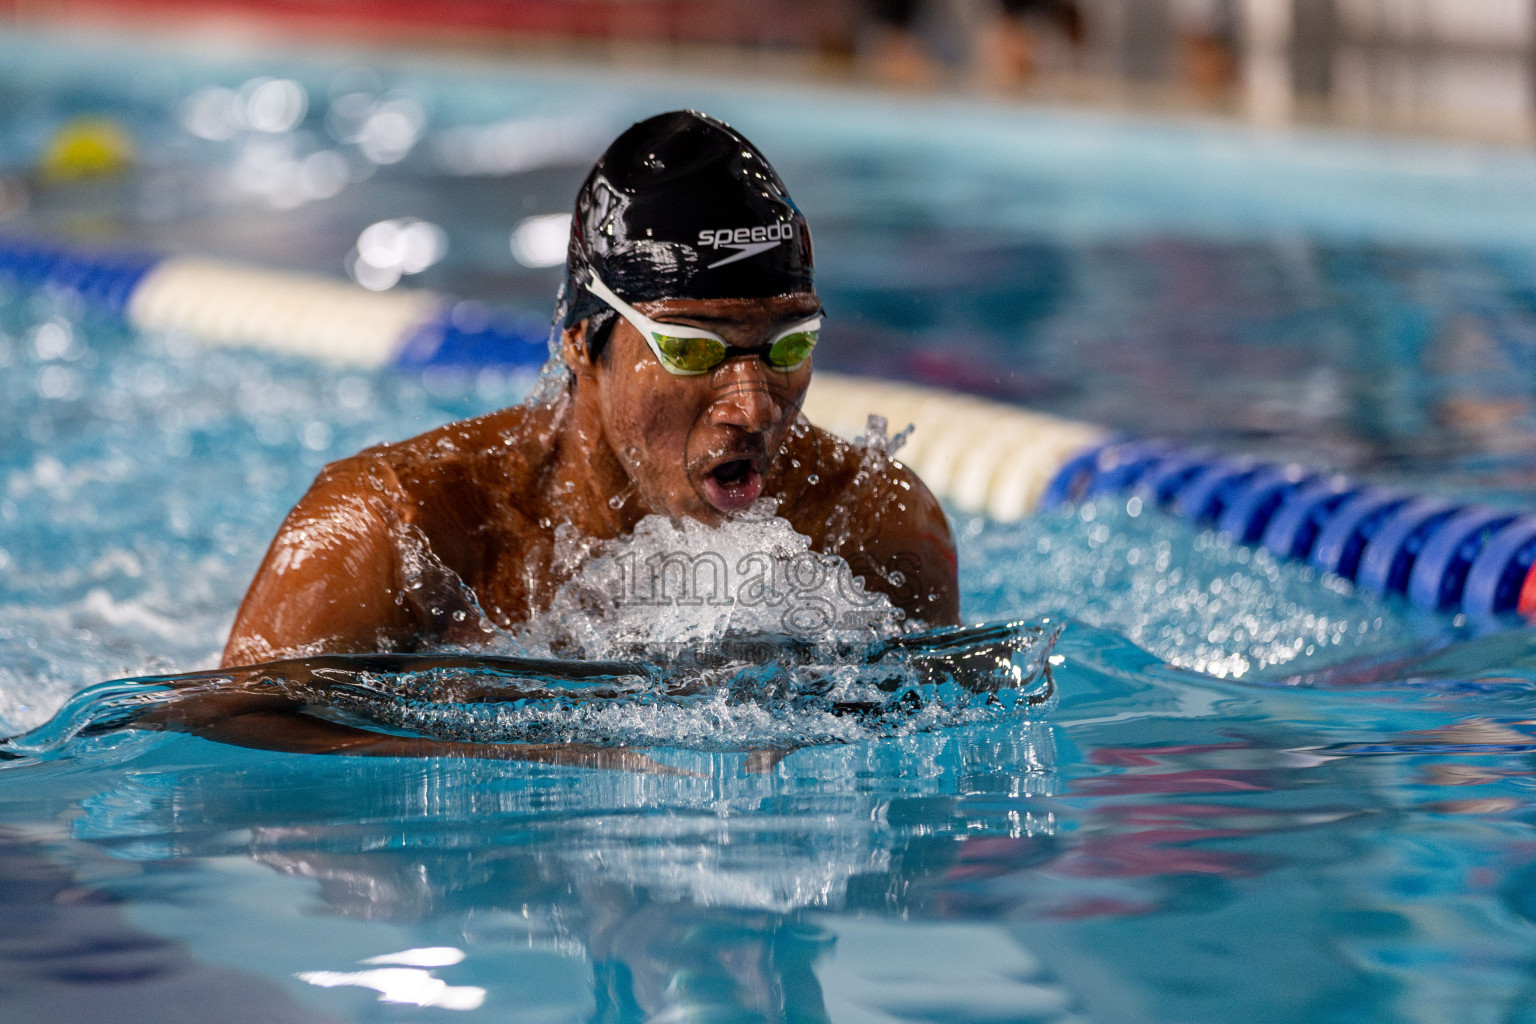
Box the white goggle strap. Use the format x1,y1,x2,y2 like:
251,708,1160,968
586,271,725,376
587,269,822,374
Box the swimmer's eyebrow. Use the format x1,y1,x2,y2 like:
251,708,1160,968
656,311,737,325
656,304,823,328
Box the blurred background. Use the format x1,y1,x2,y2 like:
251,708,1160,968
5,0,1536,500
4,0,1535,142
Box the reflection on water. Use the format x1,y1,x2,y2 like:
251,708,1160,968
0,826,332,1023
8,622,1536,1021
5,286,1536,1018
6,288,1510,1020
6,711,1061,1022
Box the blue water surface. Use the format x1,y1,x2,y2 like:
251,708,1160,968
5,29,1536,1024
6,279,1536,1023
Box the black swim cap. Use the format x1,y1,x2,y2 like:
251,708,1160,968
563,111,815,340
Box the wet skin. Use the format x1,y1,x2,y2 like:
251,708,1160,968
152,292,959,757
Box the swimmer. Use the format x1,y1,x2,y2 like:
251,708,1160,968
149,111,960,757
226,110,958,661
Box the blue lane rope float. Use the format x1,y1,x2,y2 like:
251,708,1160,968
1406,507,1520,612
8,233,1536,620
1214,465,1317,544
0,235,548,369
1307,488,1412,581
1135,450,1214,510
1462,517,1536,617
0,237,159,314
1031,437,1536,618
1170,458,1261,523
1260,476,1360,562
1354,499,1460,599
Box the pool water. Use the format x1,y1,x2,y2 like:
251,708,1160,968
6,29,1536,1024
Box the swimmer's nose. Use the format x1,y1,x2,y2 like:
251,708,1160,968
708,359,783,434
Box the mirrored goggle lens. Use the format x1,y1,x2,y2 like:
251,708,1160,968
653,333,727,373
767,329,818,368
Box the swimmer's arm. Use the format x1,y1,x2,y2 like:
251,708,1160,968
223,465,417,665
143,690,679,771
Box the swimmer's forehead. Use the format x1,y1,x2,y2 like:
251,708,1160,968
634,292,822,321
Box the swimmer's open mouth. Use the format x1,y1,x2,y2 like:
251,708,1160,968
700,457,764,512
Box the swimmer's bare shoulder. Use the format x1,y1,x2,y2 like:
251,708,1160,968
222,403,558,667
777,421,960,627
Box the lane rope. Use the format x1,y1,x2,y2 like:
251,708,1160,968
7,234,1533,619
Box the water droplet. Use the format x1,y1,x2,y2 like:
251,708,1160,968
806,474,820,485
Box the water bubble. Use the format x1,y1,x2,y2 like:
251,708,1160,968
325,89,377,141
349,218,447,290
335,376,372,410
509,213,570,269
36,365,81,400
299,150,348,200
180,86,239,140
301,421,333,451
239,78,308,133
356,96,425,164
30,320,78,361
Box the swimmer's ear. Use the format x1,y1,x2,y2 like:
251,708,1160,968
561,321,596,378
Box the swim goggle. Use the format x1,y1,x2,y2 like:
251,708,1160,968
586,270,821,376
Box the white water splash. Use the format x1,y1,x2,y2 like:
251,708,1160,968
526,510,907,659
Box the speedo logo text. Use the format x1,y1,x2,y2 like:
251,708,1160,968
696,222,794,268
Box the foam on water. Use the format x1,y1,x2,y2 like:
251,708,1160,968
342,620,1061,750
533,510,906,651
